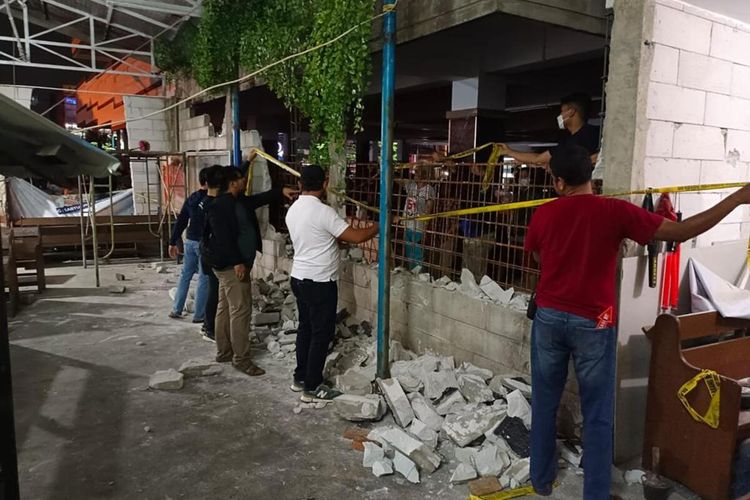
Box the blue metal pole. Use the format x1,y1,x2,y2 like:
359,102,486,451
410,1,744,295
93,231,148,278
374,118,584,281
231,84,241,167
377,0,396,380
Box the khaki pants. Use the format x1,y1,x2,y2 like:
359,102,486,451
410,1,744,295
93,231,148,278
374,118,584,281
214,268,252,365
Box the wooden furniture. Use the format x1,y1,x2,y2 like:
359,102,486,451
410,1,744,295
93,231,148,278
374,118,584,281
643,312,750,500
1,231,19,317
15,216,167,257
10,226,45,292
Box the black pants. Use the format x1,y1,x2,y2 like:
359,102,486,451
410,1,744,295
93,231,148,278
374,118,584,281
291,278,337,392
203,265,219,336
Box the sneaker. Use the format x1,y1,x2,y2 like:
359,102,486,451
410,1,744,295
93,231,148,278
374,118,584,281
300,384,342,403
168,311,182,319
202,334,216,343
192,318,204,324
290,380,304,393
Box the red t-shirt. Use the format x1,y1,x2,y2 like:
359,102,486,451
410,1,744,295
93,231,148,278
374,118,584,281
524,195,664,323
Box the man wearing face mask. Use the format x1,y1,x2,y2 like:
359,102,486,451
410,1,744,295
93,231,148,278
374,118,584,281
497,93,600,169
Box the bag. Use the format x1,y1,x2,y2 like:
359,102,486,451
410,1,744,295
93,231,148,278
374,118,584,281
526,291,537,320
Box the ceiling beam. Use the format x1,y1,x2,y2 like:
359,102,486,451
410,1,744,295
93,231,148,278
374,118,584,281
107,0,201,17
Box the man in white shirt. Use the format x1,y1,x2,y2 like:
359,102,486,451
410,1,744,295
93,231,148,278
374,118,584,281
286,165,379,402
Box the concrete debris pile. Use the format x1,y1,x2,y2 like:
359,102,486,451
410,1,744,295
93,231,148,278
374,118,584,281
393,267,529,312
333,342,576,494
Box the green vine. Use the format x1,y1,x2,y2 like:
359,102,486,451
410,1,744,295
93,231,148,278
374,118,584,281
153,20,198,79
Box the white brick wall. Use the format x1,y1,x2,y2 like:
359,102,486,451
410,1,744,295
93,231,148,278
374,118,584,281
652,4,712,54
640,0,750,247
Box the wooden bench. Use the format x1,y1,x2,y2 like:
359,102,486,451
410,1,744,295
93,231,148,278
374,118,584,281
9,226,46,292
643,312,750,500
15,216,167,258
1,231,19,317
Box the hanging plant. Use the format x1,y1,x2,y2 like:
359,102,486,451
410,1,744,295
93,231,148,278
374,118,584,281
153,20,198,79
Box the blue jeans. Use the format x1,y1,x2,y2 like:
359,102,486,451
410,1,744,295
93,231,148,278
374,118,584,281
530,307,616,500
172,239,208,321
404,229,424,269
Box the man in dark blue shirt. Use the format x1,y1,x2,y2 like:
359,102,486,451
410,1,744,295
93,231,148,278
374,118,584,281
168,167,210,322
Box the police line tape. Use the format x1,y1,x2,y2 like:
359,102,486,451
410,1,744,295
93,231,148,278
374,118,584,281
246,148,748,223
677,369,721,429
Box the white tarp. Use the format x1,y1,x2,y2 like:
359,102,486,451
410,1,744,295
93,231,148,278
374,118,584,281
7,177,133,219
688,257,750,319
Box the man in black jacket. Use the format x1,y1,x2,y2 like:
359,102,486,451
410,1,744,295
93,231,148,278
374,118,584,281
168,167,209,322
203,165,297,376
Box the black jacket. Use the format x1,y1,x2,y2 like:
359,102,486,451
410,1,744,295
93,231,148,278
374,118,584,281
201,187,283,270
170,189,207,245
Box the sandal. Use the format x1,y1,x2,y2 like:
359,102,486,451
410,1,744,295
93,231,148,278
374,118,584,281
233,361,265,376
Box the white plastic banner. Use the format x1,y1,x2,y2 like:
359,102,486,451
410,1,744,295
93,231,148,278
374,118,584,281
688,257,750,319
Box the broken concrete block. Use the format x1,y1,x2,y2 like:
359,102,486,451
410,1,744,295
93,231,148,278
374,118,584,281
389,340,415,362
395,373,422,393
438,356,455,371
418,273,431,282
184,299,195,314
337,323,353,339
281,343,296,353
457,373,495,404
283,293,296,305
349,247,364,261
334,394,386,422
488,375,509,398
502,377,532,398
363,442,385,468
450,463,478,484
155,265,168,274
435,390,467,416
115,273,125,281
441,407,507,447
281,320,296,331
479,275,514,305
408,418,438,450
323,352,341,378
474,443,510,477
468,476,502,497
360,321,373,336
455,447,480,466
337,349,369,373
267,341,281,353
335,369,373,396
272,271,289,284
168,287,178,301
149,369,184,390
623,469,646,485
494,416,530,458
372,459,394,477
500,458,530,489
407,393,444,431
423,369,458,400
458,361,494,382
393,451,419,483
459,268,485,298
253,312,280,326
506,390,532,429
108,285,126,294
278,335,296,346
372,426,442,474
559,440,582,467
178,359,221,378
377,378,415,428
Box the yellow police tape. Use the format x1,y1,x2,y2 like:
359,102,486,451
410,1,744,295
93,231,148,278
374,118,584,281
246,147,748,223
677,369,721,429
469,482,558,500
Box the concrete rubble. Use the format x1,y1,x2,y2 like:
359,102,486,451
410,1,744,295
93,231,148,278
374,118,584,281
228,270,554,495
148,369,184,390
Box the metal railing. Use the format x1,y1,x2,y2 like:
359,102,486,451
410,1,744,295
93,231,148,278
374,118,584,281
269,159,555,293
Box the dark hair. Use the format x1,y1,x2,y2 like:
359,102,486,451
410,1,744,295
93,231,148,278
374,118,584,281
206,164,224,189
300,164,326,191
550,145,592,186
198,167,210,186
221,166,242,191
561,93,591,119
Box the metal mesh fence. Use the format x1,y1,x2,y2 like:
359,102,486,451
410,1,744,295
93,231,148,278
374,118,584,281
269,159,555,293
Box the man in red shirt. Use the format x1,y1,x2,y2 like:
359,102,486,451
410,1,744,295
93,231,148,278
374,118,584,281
525,144,750,499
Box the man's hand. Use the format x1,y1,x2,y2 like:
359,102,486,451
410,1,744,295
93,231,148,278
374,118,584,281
168,245,180,259
234,263,247,280
282,187,300,201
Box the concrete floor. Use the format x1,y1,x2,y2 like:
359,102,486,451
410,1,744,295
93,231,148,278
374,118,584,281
8,261,682,499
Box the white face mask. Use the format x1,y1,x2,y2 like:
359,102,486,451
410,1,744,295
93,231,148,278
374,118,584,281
556,114,566,130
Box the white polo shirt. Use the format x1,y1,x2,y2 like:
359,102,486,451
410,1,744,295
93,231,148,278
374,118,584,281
286,195,349,282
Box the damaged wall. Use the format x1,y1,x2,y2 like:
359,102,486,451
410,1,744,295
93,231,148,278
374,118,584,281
252,243,583,430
